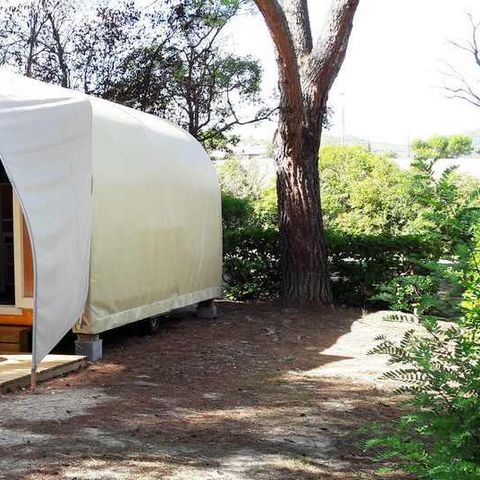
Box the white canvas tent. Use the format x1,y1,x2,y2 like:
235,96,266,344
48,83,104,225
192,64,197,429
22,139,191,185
0,70,222,373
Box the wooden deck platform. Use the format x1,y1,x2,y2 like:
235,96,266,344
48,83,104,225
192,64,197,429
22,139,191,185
0,354,87,393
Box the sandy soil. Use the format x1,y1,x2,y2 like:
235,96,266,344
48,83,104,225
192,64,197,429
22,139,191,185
0,302,414,480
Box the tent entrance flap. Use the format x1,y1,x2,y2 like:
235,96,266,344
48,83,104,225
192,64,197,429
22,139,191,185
0,85,93,367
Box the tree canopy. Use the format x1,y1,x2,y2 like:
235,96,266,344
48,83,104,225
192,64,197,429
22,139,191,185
411,135,473,162
0,0,272,148
320,146,413,236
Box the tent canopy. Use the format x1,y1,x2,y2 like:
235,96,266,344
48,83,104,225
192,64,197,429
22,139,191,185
0,70,222,368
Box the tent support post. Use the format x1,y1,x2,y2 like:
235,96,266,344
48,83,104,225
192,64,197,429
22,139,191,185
196,299,218,319
30,367,37,391
75,333,103,361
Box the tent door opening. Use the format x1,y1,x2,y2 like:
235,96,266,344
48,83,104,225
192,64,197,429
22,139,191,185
0,160,34,353
0,162,14,306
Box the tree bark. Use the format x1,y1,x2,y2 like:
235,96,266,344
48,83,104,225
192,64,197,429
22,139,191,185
276,115,331,303
283,0,313,58
254,0,359,305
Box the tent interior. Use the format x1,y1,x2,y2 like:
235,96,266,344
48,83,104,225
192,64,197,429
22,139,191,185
0,160,34,353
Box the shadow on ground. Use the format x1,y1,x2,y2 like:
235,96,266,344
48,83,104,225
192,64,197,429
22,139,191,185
0,302,406,480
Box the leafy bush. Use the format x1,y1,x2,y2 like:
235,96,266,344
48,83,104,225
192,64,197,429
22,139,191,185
406,158,480,256
253,185,277,227
219,141,480,305
364,236,480,479
372,274,440,314
223,226,279,299
319,146,416,236
217,156,266,200
222,223,440,305
320,144,480,245
411,134,473,162
221,193,255,230
327,232,440,306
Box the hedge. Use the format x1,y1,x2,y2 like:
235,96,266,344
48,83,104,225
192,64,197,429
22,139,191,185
223,226,441,306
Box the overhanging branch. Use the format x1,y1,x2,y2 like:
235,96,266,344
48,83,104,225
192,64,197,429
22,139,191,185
200,105,279,142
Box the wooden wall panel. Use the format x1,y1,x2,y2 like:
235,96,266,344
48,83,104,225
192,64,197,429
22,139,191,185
22,221,33,297
0,308,33,326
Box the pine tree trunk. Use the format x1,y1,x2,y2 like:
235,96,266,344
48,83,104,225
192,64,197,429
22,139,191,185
276,105,332,305
253,0,359,305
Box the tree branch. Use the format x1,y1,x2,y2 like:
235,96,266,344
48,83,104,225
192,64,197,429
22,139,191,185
283,0,313,61
441,61,480,108
200,105,279,141
43,2,70,87
305,0,359,106
467,12,480,68
253,0,303,118
443,12,480,109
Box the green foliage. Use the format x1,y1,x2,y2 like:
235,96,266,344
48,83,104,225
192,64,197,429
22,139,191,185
221,187,279,299
327,232,440,306
220,139,480,306
372,274,440,314
371,137,480,312
0,0,270,150
373,260,466,317
217,157,266,200
253,185,277,227
320,146,414,236
411,135,473,162
405,157,480,255
109,0,269,148
222,220,439,305
364,234,480,479
223,226,280,299
361,138,480,477
221,194,254,230
320,142,480,243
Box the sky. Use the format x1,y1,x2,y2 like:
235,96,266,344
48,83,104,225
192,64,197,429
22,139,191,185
225,0,480,145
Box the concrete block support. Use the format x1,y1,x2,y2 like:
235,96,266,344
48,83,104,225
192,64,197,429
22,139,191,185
196,299,218,319
75,333,103,361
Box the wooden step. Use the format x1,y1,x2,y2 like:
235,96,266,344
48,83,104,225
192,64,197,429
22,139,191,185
0,354,87,393
0,326,30,352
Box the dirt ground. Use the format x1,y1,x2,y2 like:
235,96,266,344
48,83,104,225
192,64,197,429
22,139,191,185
0,302,414,480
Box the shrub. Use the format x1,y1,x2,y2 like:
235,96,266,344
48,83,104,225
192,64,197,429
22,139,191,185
220,141,480,305
327,231,440,306
222,223,440,305
372,274,440,314
364,235,480,479
319,146,416,236
320,144,480,246
216,156,266,200
221,193,255,230
223,226,279,299
253,185,277,227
